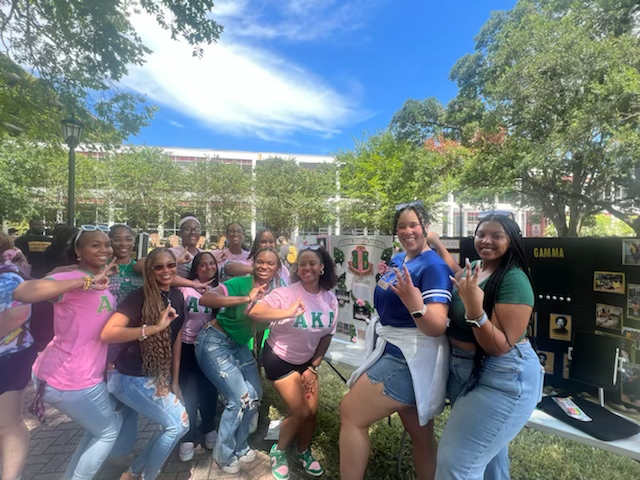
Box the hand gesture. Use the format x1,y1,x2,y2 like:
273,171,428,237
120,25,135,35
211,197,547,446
301,368,317,396
158,305,179,331
176,249,193,265
192,279,213,294
390,264,424,313
103,258,119,277
450,259,484,317
248,283,268,302
286,296,306,317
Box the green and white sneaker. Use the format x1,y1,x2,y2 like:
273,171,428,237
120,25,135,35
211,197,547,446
269,444,290,480
296,446,324,477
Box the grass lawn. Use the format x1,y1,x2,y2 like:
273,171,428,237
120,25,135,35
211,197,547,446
259,365,640,480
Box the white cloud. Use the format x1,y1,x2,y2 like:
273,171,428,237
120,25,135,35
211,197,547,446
214,0,380,42
168,120,185,128
122,7,372,142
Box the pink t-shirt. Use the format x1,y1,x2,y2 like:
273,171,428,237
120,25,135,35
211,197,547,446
178,287,214,344
260,282,338,364
170,246,203,278
32,270,116,390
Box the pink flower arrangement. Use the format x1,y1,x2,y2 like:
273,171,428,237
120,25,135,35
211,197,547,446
356,298,365,307
377,261,388,275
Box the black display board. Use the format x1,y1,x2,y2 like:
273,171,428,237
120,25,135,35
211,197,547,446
447,236,640,393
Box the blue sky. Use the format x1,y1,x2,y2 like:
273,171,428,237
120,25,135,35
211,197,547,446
125,0,517,155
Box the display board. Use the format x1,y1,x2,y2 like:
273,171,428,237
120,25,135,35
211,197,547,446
455,236,640,396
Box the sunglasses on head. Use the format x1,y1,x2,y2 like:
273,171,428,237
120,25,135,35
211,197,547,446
74,225,111,245
394,200,423,211
151,262,178,272
299,244,322,251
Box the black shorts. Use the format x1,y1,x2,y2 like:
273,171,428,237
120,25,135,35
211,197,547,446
0,344,38,395
262,342,312,381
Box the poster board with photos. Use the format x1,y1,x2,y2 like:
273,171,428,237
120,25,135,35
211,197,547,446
297,235,394,345
457,236,640,394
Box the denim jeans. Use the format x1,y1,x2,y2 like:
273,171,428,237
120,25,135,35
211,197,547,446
436,341,544,480
179,342,218,442
107,371,189,479
195,324,262,467
39,380,122,480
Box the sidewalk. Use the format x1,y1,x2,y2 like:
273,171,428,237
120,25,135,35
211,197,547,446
20,383,301,480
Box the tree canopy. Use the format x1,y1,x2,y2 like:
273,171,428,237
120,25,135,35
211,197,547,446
0,0,222,143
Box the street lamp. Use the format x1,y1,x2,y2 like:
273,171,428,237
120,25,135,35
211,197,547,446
61,117,83,226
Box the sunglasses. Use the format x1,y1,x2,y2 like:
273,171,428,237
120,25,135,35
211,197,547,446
74,225,111,246
299,244,322,251
152,262,178,272
394,200,423,211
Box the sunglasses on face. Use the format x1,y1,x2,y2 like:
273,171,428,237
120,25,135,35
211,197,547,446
74,225,111,246
299,244,322,251
151,262,178,272
394,200,423,211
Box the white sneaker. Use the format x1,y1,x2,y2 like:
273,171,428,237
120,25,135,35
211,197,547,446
221,458,241,474
179,442,195,462
204,429,218,450
249,411,259,434
239,448,257,464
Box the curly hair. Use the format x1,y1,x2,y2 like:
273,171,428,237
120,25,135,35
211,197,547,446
140,247,176,390
291,246,338,290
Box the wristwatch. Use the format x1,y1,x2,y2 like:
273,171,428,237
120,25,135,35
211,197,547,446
411,305,427,318
465,311,488,328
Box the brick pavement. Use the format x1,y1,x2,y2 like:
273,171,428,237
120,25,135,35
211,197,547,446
20,384,306,480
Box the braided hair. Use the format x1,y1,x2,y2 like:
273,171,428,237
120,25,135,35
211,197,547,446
464,214,534,394
140,247,176,391
392,204,430,238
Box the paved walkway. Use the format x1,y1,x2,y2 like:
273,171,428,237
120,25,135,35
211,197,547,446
20,384,301,480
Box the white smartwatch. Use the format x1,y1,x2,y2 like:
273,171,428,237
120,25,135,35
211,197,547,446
465,311,488,328
411,305,427,318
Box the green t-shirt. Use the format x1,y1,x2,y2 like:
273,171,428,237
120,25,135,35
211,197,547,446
217,276,254,345
109,260,144,304
447,262,535,343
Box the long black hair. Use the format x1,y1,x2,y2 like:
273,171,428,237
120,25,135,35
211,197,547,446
187,251,219,288
464,214,535,393
248,228,276,259
291,246,338,291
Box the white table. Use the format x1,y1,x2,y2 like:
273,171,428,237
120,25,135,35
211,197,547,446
327,339,640,461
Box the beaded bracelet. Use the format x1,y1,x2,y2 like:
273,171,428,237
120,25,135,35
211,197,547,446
138,324,148,341
81,276,92,291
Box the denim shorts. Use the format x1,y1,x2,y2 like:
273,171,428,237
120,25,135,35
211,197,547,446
366,353,415,406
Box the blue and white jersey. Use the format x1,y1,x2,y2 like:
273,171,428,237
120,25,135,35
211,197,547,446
375,250,453,328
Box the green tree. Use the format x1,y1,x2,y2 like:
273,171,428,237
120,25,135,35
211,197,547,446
336,131,454,234
254,157,336,236
0,1,223,142
183,159,252,236
389,97,448,146
107,147,183,230
446,0,640,236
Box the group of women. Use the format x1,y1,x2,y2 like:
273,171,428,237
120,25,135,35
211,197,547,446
0,206,543,480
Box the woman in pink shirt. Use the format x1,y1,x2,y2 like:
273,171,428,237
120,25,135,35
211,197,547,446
177,251,220,462
13,226,120,480
249,245,338,480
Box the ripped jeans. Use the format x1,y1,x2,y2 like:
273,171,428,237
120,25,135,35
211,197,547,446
107,371,189,479
195,324,262,467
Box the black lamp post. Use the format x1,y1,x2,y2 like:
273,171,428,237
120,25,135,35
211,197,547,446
61,117,83,226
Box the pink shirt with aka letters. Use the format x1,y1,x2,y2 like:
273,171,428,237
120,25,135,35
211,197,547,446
178,287,215,344
32,270,116,390
260,281,338,364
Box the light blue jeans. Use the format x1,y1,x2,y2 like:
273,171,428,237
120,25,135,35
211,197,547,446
195,324,262,467
436,342,544,480
39,380,122,480
107,371,189,479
